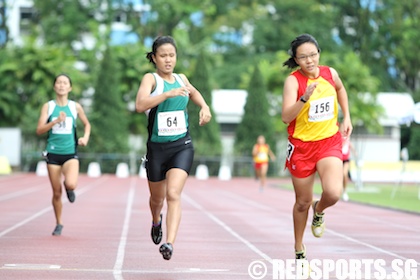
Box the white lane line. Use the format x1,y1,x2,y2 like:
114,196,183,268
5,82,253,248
356,213,420,233
182,194,273,264
0,185,45,202
113,177,136,280
0,206,52,238
3,264,61,269
231,190,420,260
0,177,108,238
1,266,243,276
327,228,420,264
184,190,419,265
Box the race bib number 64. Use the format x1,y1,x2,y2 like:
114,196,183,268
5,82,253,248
157,110,187,136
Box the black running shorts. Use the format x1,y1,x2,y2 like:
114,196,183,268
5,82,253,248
145,135,194,182
45,152,78,166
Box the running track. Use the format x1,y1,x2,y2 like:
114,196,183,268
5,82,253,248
0,173,419,280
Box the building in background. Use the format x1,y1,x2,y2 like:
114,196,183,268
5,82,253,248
2,0,147,47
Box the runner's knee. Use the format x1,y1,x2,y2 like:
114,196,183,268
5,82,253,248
295,199,312,212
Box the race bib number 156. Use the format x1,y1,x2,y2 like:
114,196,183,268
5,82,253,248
308,96,334,122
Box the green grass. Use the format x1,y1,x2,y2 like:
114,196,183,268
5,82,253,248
276,181,420,214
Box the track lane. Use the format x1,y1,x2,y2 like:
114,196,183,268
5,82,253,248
0,173,418,280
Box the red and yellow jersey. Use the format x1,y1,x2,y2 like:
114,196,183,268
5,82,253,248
253,144,269,164
287,66,339,142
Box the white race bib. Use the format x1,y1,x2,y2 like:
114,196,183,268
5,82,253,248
51,117,73,134
157,110,187,136
308,96,334,122
257,152,268,161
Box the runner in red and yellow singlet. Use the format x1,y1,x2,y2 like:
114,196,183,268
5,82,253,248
252,135,276,192
281,34,353,260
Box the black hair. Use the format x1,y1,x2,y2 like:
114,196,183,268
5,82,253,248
282,34,321,69
146,36,177,66
53,73,72,86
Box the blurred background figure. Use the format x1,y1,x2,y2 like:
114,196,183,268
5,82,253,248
252,135,276,192
342,135,356,201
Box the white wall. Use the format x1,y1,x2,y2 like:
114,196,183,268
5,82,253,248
353,137,401,163
0,128,22,166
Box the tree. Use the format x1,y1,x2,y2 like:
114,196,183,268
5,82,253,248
375,1,420,93
406,124,420,160
89,46,129,155
187,51,222,156
113,43,153,136
328,0,420,93
0,48,21,126
32,0,101,47
252,0,337,54
234,65,275,156
139,0,212,37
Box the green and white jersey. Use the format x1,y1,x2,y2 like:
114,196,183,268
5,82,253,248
46,100,78,154
146,73,189,143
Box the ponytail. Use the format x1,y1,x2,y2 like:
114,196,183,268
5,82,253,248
282,57,299,69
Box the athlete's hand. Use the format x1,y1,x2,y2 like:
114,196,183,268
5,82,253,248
56,111,66,123
302,82,318,101
78,137,89,146
199,106,211,126
340,118,353,139
166,87,190,98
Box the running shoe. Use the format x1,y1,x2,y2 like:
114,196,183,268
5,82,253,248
311,200,325,238
159,243,173,260
151,213,162,245
66,189,76,203
52,224,63,236
295,244,306,260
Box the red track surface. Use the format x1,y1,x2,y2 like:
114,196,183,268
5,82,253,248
0,173,419,280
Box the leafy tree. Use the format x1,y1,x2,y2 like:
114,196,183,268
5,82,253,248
252,0,337,54
187,51,222,156
139,0,212,37
406,124,420,160
0,48,21,126
212,45,253,89
234,65,275,156
113,43,153,136
209,0,339,90
374,1,420,92
328,0,420,93
32,0,101,47
89,46,129,154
